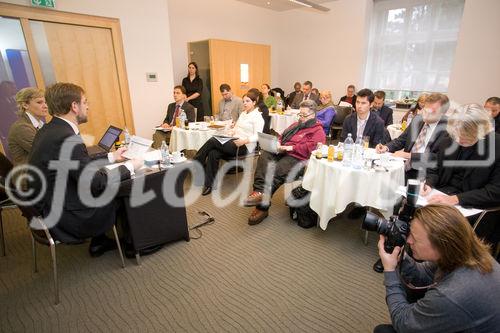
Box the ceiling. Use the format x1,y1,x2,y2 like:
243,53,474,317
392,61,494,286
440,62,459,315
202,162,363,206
234,0,336,12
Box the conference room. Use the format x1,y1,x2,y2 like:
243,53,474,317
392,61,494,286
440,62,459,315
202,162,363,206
1,0,499,332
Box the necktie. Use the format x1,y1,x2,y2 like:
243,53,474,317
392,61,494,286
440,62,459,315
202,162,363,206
171,104,181,125
411,124,429,153
304,94,309,101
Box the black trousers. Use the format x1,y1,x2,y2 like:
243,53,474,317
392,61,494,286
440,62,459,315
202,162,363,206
194,137,247,187
373,324,396,333
253,151,303,210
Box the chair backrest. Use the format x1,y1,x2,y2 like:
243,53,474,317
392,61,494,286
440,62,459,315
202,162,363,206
0,152,13,179
332,106,353,126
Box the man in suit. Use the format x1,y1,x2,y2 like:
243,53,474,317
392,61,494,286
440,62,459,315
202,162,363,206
217,83,243,121
152,85,196,148
285,82,301,108
340,88,385,147
376,93,450,180
422,103,500,251
290,80,320,109
28,82,142,257
484,96,500,134
372,90,393,127
339,84,357,107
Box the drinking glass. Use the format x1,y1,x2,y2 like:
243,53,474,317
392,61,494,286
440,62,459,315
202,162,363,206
363,136,370,149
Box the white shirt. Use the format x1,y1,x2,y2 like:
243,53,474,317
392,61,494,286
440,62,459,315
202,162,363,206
55,116,134,174
356,112,370,139
414,121,439,154
233,108,265,152
26,112,44,129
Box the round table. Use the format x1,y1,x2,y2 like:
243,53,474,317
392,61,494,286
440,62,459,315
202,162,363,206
301,153,405,230
169,127,216,152
387,124,403,140
270,112,297,134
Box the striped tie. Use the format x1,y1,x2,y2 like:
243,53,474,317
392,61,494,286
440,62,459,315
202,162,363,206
411,124,429,153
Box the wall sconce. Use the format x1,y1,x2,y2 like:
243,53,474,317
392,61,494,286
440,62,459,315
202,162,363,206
240,63,249,84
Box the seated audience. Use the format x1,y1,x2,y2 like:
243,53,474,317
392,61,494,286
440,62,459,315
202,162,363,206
248,88,271,134
484,96,500,134
375,204,500,333
217,83,243,122
311,88,320,98
8,87,48,166
422,103,500,249
194,90,264,196
285,82,301,108
290,80,320,109
401,93,427,123
261,84,276,110
376,93,449,180
28,82,142,256
341,88,385,147
243,100,326,225
316,90,336,135
339,84,357,107
152,85,195,148
372,90,393,126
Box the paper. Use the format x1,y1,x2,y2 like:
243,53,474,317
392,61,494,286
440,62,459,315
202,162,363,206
154,126,171,132
144,150,161,161
396,186,483,217
339,101,353,107
122,136,153,160
213,135,237,145
105,162,125,170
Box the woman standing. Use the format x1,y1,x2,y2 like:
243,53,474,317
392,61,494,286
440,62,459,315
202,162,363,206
316,90,336,135
8,87,48,165
182,62,204,121
261,84,276,110
194,90,264,196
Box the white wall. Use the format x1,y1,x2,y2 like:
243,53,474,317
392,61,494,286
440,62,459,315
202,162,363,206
448,0,500,104
1,0,174,137
167,0,281,87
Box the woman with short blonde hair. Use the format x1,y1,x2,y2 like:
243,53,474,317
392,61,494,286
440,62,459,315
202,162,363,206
447,103,493,145
316,90,336,135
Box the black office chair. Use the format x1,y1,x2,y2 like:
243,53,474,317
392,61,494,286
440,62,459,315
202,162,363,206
472,207,500,258
330,106,353,142
0,152,15,256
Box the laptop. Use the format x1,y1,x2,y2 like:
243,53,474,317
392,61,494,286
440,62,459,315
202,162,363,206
87,125,123,158
258,132,279,154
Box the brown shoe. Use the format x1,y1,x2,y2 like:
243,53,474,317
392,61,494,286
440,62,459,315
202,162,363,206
248,208,269,225
243,191,263,207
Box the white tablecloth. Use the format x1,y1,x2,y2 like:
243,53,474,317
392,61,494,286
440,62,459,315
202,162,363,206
387,124,403,140
270,113,297,134
302,155,405,230
169,127,216,152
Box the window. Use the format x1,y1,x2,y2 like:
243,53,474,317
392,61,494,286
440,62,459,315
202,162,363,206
364,0,465,96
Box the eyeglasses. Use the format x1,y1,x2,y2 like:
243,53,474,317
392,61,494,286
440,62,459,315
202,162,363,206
298,112,314,118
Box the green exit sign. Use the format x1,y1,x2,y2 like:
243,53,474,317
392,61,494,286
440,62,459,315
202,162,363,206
31,0,56,9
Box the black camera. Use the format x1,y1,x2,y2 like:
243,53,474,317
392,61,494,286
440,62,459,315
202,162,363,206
358,179,421,253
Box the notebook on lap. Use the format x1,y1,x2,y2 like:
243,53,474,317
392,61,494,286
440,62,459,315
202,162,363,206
258,132,279,154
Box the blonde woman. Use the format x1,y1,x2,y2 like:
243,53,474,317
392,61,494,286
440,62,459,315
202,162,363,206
7,87,48,165
376,204,500,333
316,90,336,135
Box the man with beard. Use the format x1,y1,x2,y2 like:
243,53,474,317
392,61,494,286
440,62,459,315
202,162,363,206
28,82,142,257
243,100,326,225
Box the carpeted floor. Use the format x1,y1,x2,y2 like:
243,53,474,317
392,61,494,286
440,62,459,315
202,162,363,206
0,174,390,332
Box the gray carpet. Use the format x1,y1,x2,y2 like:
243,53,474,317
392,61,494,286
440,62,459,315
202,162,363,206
0,175,389,332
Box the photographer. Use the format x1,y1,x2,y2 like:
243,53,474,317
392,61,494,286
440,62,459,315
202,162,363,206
375,204,500,333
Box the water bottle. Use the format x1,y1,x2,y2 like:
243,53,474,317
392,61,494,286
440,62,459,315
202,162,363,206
179,110,187,129
352,136,364,169
276,92,283,112
343,133,354,167
160,140,171,167
123,127,131,146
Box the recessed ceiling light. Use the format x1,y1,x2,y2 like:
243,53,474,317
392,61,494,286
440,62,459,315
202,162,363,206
267,1,271,5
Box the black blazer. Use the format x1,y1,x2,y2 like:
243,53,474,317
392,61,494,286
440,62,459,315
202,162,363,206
340,111,385,148
163,101,196,125
290,92,320,109
426,132,500,209
387,115,449,169
28,117,130,239
339,95,357,107
373,105,393,126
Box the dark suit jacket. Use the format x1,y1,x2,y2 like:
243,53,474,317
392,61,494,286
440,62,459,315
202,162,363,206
162,101,196,125
290,92,320,109
28,117,130,240
495,115,500,134
340,111,385,148
339,95,357,107
426,132,500,209
387,115,449,171
7,113,38,166
373,105,393,126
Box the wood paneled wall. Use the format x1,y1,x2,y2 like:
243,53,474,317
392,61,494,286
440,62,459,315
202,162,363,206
208,39,270,115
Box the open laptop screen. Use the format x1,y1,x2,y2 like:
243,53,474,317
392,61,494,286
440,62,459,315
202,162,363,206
98,126,122,151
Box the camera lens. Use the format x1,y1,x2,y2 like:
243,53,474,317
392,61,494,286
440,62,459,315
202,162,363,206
361,211,383,232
